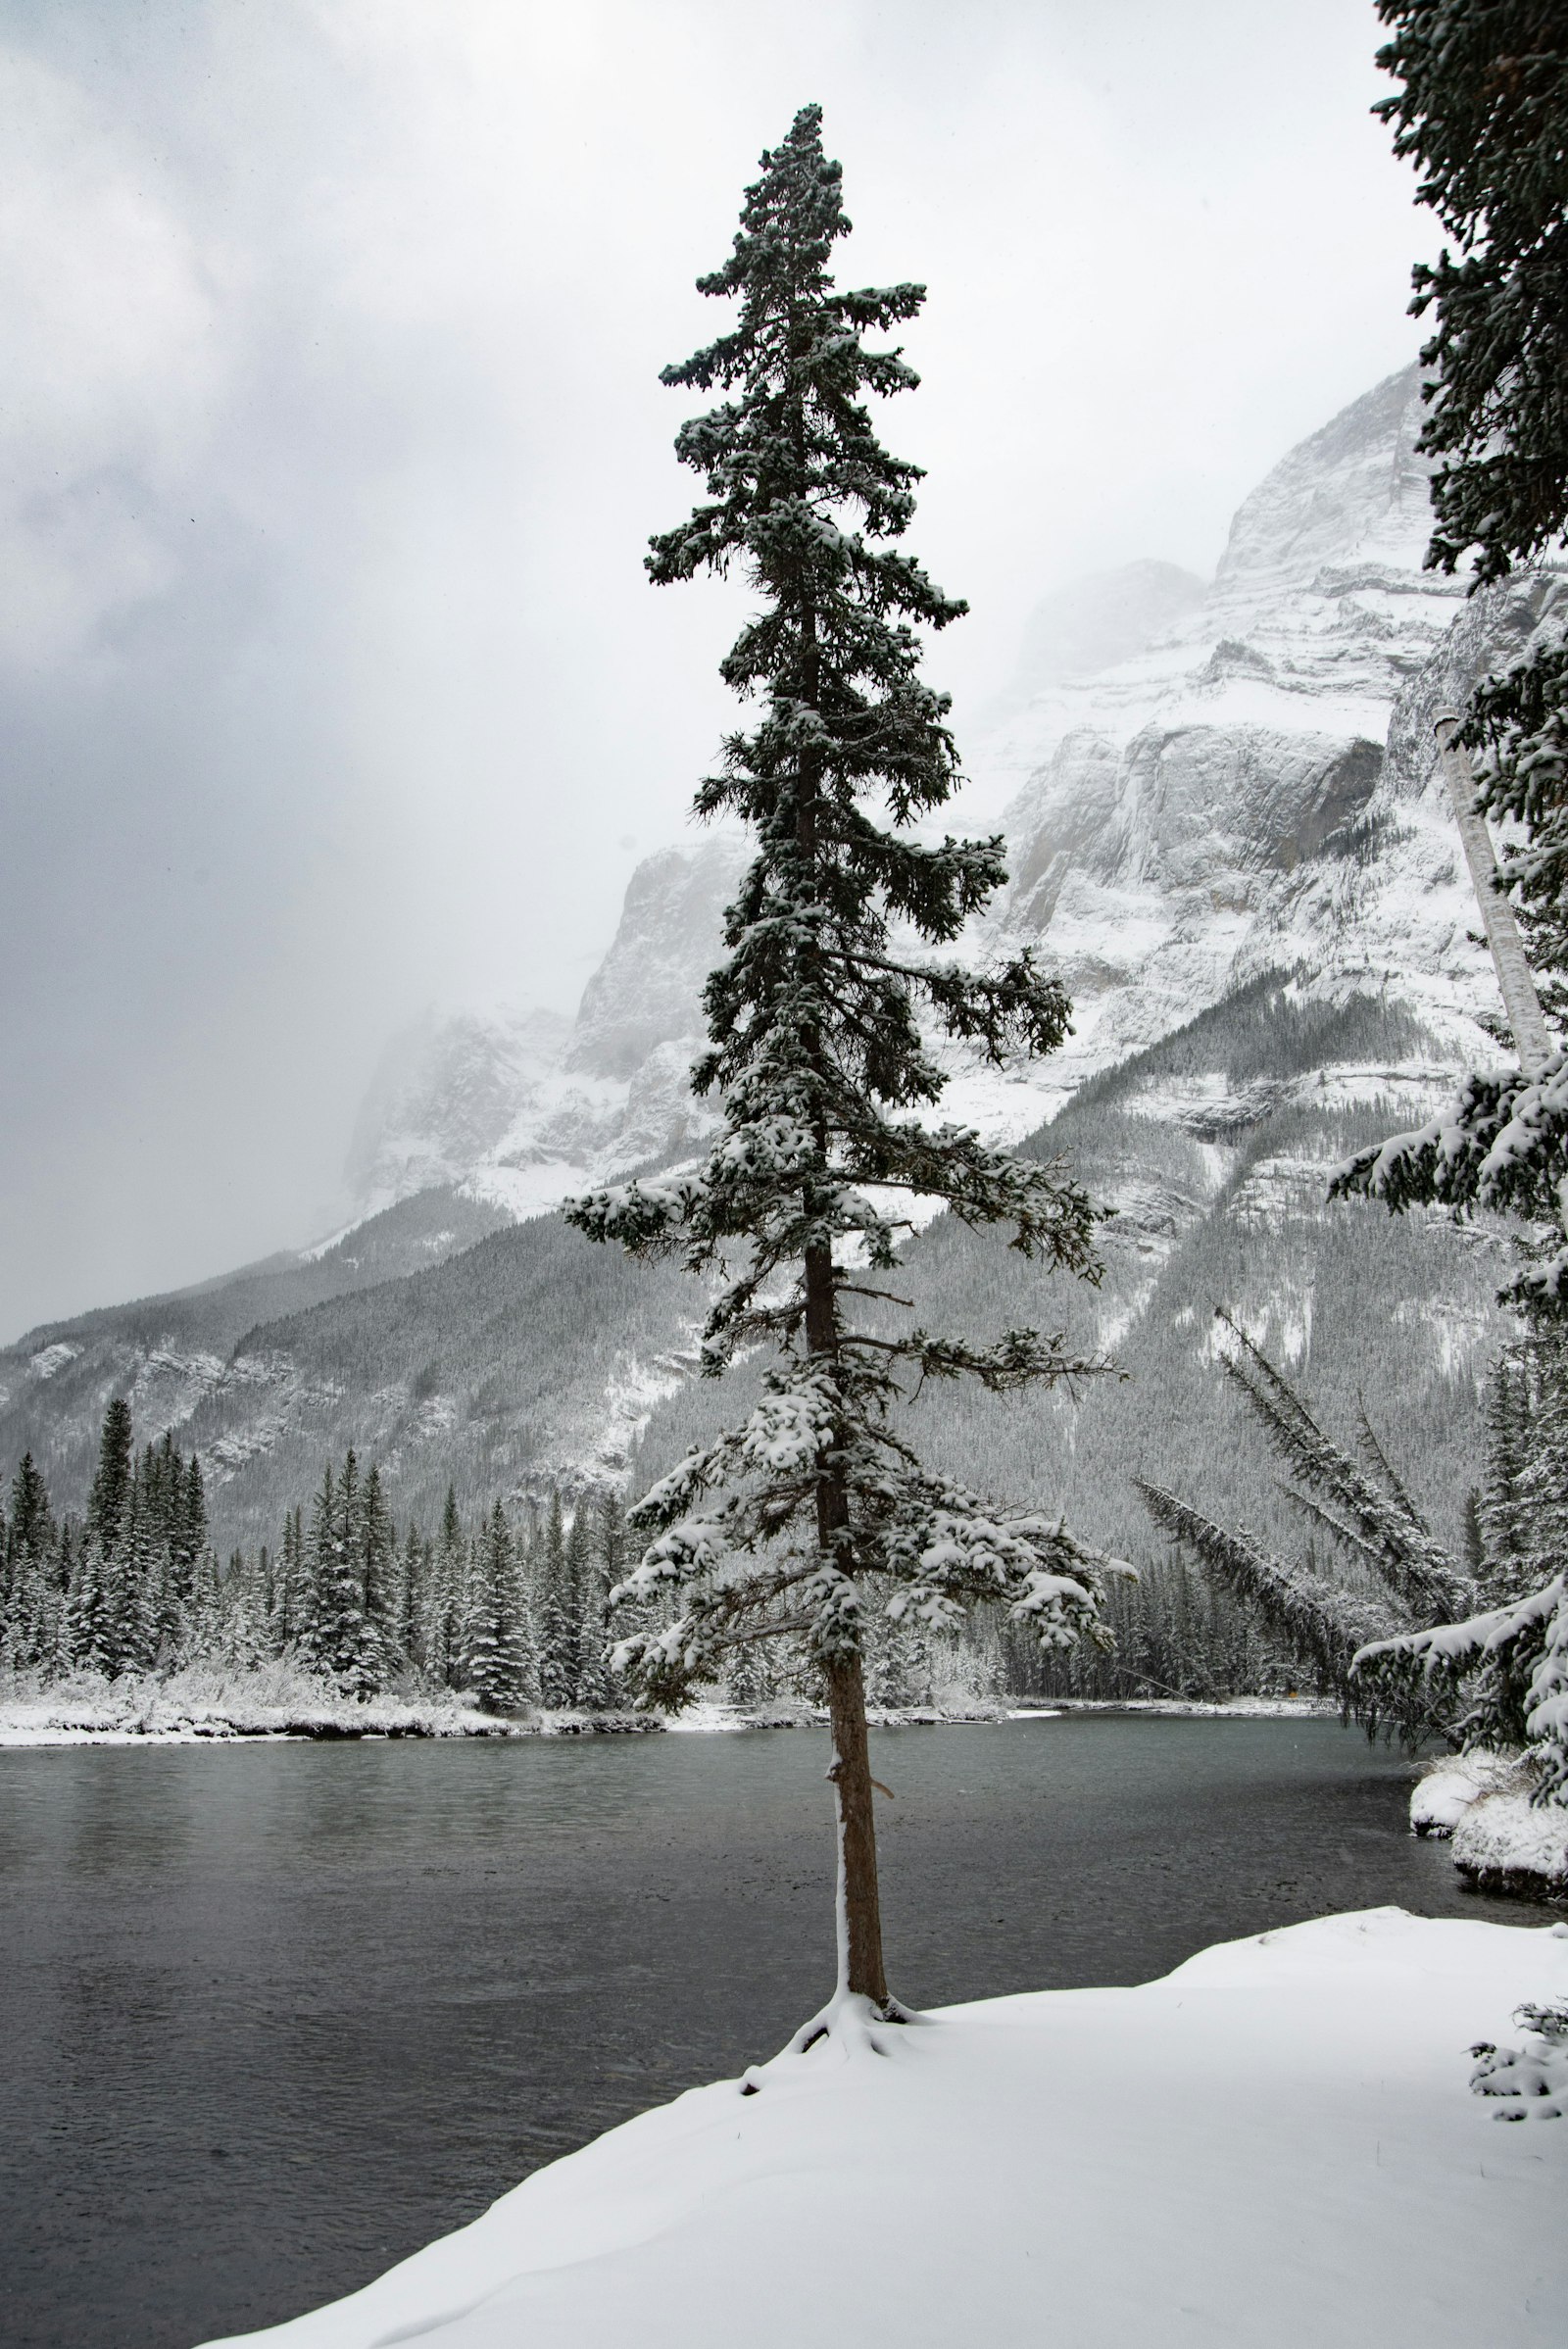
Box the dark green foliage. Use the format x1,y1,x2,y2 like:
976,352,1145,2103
1133,1314,1473,1741
575,1495,625,1712
568,104,1116,1712
85,1397,134,1552
305,1452,388,1697
1375,3,1568,582
466,1501,537,1715
2,1454,59,1668
535,1490,577,1709
1013,1556,1292,1706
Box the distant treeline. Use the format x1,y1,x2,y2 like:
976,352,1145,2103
2,1398,1299,1710
0,1399,631,1713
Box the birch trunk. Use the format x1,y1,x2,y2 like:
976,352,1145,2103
1435,710,1551,1076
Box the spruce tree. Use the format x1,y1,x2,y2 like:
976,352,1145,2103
425,1485,466,1685
359,1463,394,1691
467,1500,537,1714
1374,4,1568,584
535,1490,577,1711
274,1504,313,1655
574,1495,623,1713
3,1454,57,1669
85,1398,134,1553
567,106,1115,2023
306,1455,380,1696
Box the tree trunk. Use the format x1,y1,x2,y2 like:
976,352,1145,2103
794,557,891,2011
824,1646,891,2008
1435,710,1552,1075
806,1229,892,2010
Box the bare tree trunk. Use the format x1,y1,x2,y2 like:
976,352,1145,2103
824,1646,890,2007
804,1235,892,2008
1436,710,1552,1075
794,545,891,2013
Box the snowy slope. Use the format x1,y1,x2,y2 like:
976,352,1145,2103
960,364,1499,1128
344,365,1518,1215
203,1909,1568,2349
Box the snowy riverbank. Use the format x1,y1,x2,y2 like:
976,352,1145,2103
202,1908,1567,2349
0,1664,661,1744
1413,1751,1568,1901
0,1668,1025,1745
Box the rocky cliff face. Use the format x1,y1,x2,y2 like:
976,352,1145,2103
963,366,1488,1112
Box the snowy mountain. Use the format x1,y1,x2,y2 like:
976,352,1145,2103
2,364,1549,1553
344,834,749,1227
346,366,1507,1210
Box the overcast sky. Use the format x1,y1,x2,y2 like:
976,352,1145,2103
0,0,1437,1340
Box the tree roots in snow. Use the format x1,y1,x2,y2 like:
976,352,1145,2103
738,1990,929,2093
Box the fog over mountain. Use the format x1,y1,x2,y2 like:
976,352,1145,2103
7,366,1558,1579
0,0,1436,1337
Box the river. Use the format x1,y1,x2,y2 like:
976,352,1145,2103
0,1715,1527,2349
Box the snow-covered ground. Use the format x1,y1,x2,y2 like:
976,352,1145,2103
0,1674,1341,1744
203,1908,1566,2349
1410,1751,1568,1899
0,1670,1018,1745
0,1666,657,1744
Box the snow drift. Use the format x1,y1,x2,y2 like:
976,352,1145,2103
204,1908,1566,2349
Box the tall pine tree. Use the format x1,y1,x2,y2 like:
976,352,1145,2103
467,1501,538,1714
567,107,1117,2024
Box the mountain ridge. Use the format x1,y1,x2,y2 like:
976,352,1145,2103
2,363,1547,1560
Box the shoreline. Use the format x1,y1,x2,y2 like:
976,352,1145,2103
0,1685,1342,1747
196,1908,1568,2349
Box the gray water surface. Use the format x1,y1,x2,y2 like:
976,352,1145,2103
0,1716,1531,2349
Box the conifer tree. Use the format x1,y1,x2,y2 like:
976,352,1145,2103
397,1521,428,1669
466,1500,538,1714
567,106,1116,2022
535,1490,578,1710
426,1484,466,1685
574,1494,623,1713
85,1398,134,1554
274,1504,313,1655
360,1462,394,1689
1138,1314,1472,1741
3,1454,57,1669
306,1454,381,1695
1373,4,1568,585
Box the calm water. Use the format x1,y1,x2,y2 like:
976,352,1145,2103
0,1716,1534,2349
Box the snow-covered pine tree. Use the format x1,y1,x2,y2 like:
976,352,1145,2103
1373,3,1568,586
466,1500,537,1714
306,1453,381,1697
425,1483,466,1686
1350,1332,1568,1792
566,104,1117,2021
573,1495,622,1714
360,1462,394,1691
1137,1312,1474,1740
84,1398,133,1556
535,1490,577,1711
273,1503,313,1655
1332,19,1568,1802
2,1453,58,1670
394,1520,428,1671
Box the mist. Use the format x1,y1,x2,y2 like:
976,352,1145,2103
0,0,1434,1339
